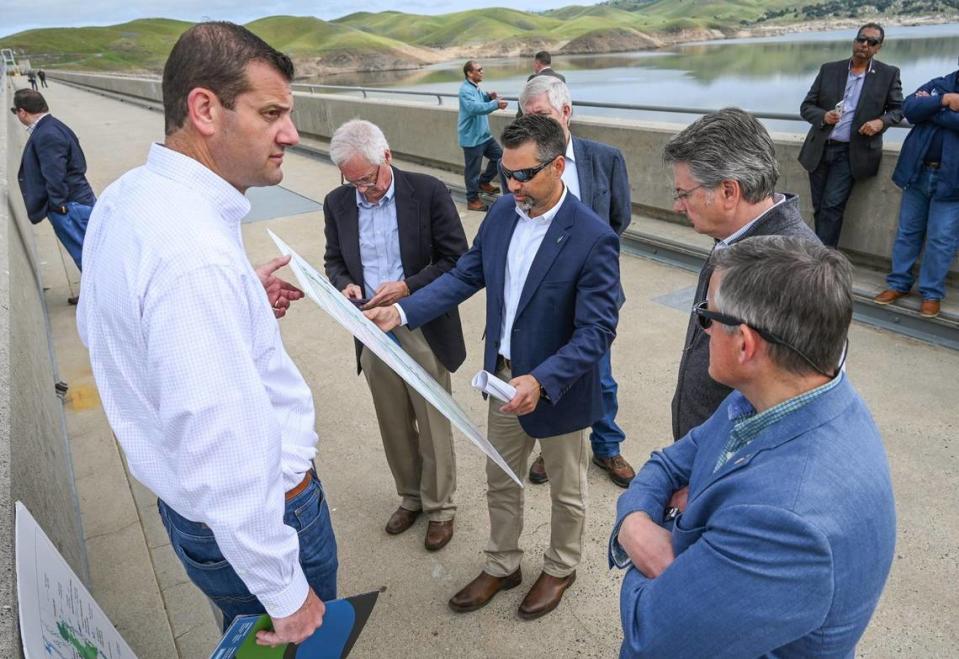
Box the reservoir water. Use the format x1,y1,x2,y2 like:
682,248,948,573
313,23,959,142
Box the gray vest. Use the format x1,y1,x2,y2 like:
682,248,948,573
670,194,820,440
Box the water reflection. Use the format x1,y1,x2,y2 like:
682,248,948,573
308,23,959,141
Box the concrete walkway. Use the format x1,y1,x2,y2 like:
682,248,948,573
34,81,959,658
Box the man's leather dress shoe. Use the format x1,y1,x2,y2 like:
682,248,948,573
518,571,576,620
448,569,522,613
385,507,420,535
425,520,454,551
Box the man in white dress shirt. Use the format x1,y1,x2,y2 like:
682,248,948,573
77,22,334,645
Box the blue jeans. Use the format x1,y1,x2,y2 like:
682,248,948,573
809,143,855,247
463,138,502,201
589,349,626,459
886,167,959,301
158,474,338,630
48,201,92,271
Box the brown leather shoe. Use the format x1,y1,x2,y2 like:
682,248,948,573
528,454,548,484
385,507,420,535
873,289,908,305
592,454,635,488
479,182,500,194
449,569,522,613
518,571,576,620
466,198,488,212
425,520,454,551
920,298,941,318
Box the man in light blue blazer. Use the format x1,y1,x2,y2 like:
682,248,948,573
515,76,635,488
610,236,895,658
368,114,620,620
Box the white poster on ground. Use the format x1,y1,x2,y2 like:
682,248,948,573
15,501,137,659
268,229,522,487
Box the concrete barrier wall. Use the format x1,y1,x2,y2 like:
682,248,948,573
51,70,956,275
2,79,89,642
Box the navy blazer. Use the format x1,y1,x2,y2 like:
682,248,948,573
610,376,896,658
400,192,620,438
17,114,96,224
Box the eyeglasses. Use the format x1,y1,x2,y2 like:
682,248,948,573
341,164,381,190
855,36,881,47
672,184,706,202
693,300,846,378
499,157,555,183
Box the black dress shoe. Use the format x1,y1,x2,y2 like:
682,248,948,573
68,295,80,305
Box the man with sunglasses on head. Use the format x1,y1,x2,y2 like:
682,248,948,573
611,235,895,658
323,119,468,551
515,75,635,489
667,108,818,446
799,22,903,247
459,59,509,212
366,114,620,620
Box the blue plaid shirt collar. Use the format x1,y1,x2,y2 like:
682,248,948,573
714,374,845,472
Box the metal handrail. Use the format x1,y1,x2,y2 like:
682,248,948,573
291,82,911,127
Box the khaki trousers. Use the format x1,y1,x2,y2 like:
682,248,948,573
484,365,588,578
360,326,456,521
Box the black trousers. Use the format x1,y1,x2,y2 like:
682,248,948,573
808,142,857,247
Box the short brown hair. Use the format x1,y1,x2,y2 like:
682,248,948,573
162,22,294,135
13,89,48,114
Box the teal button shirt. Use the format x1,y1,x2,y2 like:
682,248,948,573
458,80,499,148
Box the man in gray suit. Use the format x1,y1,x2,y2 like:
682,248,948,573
799,22,903,247
516,75,635,488
668,108,820,444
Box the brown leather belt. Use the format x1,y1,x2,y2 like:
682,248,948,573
286,471,313,501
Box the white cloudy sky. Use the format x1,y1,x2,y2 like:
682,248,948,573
3,1,605,36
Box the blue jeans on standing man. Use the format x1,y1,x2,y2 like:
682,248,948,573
809,142,856,247
463,138,503,202
886,166,959,301
48,201,92,271
158,472,338,630
589,349,626,459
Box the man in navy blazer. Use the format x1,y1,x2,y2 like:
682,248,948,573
14,89,96,302
516,75,635,488
610,236,895,658
367,115,620,620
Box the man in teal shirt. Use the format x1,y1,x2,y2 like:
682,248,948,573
459,60,508,211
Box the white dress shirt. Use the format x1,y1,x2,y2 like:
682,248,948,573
561,138,581,201
77,143,317,618
500,186,569,359
357,169,404,298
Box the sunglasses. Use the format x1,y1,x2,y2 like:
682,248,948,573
10,107,19,114
693,300,846,378
499,157,555,183
855,36,881,47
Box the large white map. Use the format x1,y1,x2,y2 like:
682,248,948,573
269,230,522,487
16,502,137,659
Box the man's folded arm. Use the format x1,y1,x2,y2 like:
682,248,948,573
145,263,308,618
618,504,833,658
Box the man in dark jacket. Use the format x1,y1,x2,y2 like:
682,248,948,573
666,108,819,442
874,64,959,319
324,119,469,551
799,23,903,247
14,88,96,303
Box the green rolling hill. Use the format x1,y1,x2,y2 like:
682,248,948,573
2,1,956,74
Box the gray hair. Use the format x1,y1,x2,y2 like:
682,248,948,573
520,76,572,115
329,119,390,167
711,236,852,376
663,107,779,204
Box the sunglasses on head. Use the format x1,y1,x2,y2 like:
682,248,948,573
499,157,556,183
693,300,846,379
855,36,881,47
